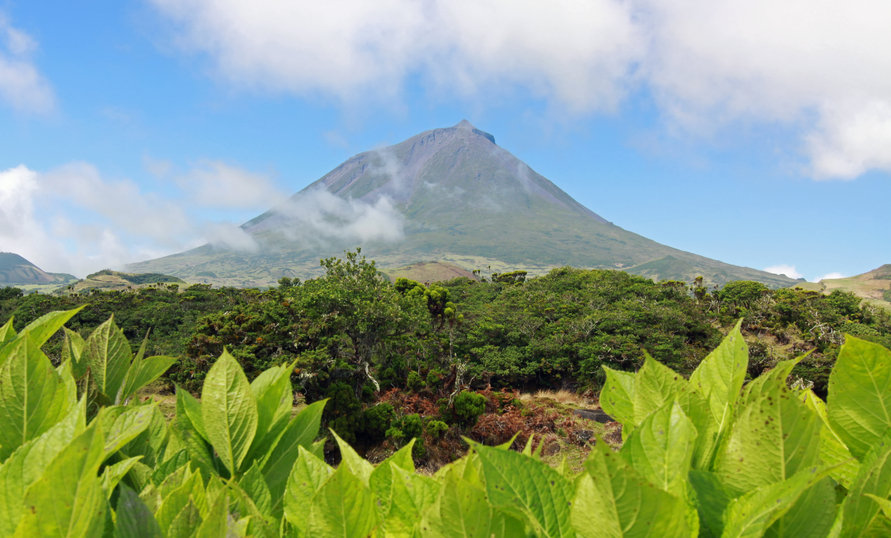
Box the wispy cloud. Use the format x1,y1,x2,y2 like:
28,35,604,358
0,159,292,277
0,12,54,113
815,272,847,282
764,264,803,280
149,0,891,180
259,188,404,247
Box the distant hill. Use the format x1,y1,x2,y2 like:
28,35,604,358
130,120,799,289
796,265,891,310
0,252,76,288
54,269,186,295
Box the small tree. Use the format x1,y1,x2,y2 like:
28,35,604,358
303,249,425,393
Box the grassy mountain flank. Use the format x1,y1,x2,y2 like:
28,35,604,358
0,252,77,292
53,269,186,295
796,264,891,310
129,121,799,289
381,261,479,283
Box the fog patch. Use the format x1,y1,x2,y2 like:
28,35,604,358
269,188,404,246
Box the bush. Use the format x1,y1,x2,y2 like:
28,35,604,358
406,370,425,392
440,391,487,428
426,370,443,390
322,382,394,446
361,403,395,443
426,419,449,439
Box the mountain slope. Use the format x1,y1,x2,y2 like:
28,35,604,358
796,265,891,310
129,121,798,289
0,252,76,287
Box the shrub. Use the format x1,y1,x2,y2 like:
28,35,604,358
439,391,487,428
426,370,443,390
406,370,425,392
426,419,449,439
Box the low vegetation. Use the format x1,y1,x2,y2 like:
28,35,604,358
3,308,891,536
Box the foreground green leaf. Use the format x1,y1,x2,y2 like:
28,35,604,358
475,442,576,538
0,336,70,460
572,438,694,538
827,336,891,460
201,349,258,476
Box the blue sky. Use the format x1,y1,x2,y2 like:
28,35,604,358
0,0,888,280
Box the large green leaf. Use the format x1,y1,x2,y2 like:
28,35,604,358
764,477,837,538
715,377,821,497
571,439,693,538
420,469,522,538
306,463,379,538
283,446,332,536
600,367,636,435
61,328,86,379
828,336,891,460
689,470,731,538
263,398,326,510
384,465,440,536
166,500,203,538
839,436,891,538
475,442,575,538
120,355,177,404
85,316,133,401
251,363,294,442
0,398,84,536
113,485,163,538
369,441,418,525
689,321,748,460
0,317,15,344
120,404,167,468
720,464,836,538
17,307,84,350
100,456,143,498
201,350,258,476
14,422,107,538
0,336,70,460
155,469,208,532
194,489,229,538
803,390,860,489
175,387,208,442
621,400,696,498
330,429,375,486
240,462,272,516
741,357,802,406
102,404,156,458
165,413,216,484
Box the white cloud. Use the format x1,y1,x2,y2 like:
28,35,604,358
764,264,803,279
806,101,891,179
0,158,406,277
149,0,891,179
815,272,847,282
148,0,641,111
0,160,290,277
0,13,54,113
265,188,404,245
174,160,284,210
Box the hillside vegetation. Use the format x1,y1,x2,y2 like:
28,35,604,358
3,252,888,404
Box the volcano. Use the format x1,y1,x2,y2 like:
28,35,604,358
129,121,798,289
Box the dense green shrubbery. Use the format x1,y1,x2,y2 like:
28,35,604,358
322,381,394,447
5,309,891,536
3,252,889,403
